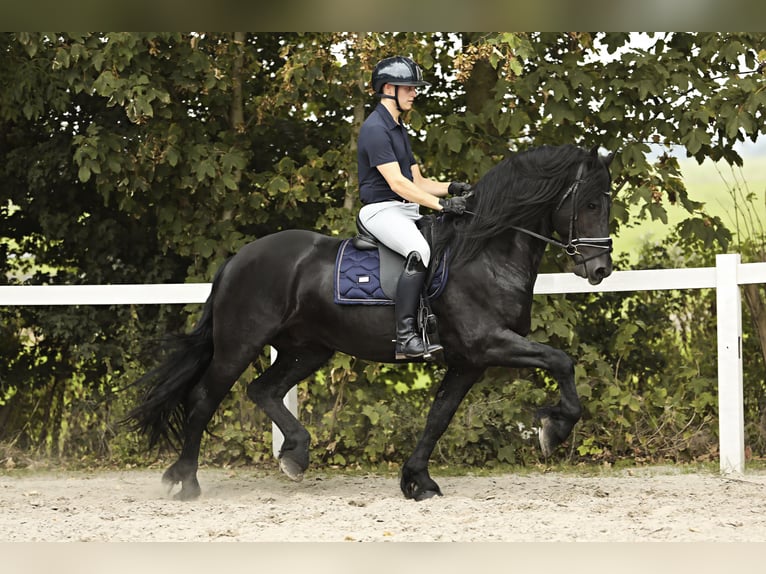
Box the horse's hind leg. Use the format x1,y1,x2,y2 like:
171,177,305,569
247,345,333,481
163,354,252,500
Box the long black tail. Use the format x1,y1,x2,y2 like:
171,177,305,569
125,260,229,449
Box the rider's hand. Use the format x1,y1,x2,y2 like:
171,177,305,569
448,181,473,196
438,195,467,215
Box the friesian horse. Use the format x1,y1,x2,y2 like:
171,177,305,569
127,143,614,501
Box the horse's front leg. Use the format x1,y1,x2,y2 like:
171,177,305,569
401,366,484,501
534,348,581,458
488,329,582,457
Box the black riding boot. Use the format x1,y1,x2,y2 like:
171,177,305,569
395,252,443,360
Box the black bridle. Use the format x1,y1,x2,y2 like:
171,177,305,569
507,162,613,264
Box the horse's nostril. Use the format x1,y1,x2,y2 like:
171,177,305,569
595,266,611,280
589,268,607,285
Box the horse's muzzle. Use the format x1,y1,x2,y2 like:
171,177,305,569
588,264,612,285
573,254,612,285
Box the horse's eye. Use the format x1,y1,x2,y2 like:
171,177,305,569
587,202,598,210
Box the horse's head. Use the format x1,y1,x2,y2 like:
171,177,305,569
551,146,614,285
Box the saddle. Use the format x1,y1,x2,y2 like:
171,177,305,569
350,215,420,299
333,215,448,306
333,215,446,356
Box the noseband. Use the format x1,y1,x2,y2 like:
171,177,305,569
509,162,613,264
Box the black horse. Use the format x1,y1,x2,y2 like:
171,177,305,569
127,144,614,501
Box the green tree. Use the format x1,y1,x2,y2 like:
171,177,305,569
2,32,765,467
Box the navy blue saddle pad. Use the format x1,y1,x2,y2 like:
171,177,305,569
333,239,449,305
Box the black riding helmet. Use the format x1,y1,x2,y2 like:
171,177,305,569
371,56,430,112
371,56,431,93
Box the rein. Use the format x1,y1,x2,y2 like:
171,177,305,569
465,161,612,264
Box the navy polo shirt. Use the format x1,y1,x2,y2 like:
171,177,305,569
357,103,416,204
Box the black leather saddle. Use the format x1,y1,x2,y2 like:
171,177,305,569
352,215,408,299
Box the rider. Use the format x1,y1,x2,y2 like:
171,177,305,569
357,55,471,360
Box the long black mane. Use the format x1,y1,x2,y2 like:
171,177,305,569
434,144,603,266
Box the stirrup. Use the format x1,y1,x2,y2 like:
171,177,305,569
395,332,426,360
418,298,441,360
395,332,442,361
420,339,443,362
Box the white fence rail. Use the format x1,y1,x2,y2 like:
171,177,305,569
2,253,763,474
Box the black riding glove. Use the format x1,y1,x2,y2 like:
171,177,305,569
439,195,467,215
448,181,473,196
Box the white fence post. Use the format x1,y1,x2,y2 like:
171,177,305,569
269,346,299,458
716,253,745,474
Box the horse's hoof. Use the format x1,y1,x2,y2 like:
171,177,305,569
162,468,201,501
413,489,442,502
402,478,443,501
538,418,555,458
161,475,181,497
173,486,201,501
164,480,201,500
279,458,305,482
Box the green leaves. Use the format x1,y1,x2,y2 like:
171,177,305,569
445,128,463,153
267,175,290,195
678,216,732,251
4,32,766,469
681,128,712,156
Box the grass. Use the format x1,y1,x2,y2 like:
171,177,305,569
615,154,766,264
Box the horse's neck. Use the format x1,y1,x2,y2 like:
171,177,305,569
481,230,548,290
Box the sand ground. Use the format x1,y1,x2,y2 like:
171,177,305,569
2,465,766,542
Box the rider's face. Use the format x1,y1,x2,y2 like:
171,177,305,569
396,85,417,110
384,84,418,111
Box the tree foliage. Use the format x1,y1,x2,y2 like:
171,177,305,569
1,32,765,468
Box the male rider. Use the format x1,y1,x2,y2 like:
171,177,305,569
357,56,470,359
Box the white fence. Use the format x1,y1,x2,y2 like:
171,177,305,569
1,253,763,474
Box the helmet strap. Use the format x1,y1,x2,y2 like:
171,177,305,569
377,85,404,113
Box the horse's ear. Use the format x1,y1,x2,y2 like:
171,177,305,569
589,145,615,167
